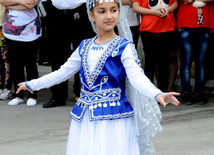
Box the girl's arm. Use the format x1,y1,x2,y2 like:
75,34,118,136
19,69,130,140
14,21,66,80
196,0,214,3
6,5,32,10
132,1,165,17
121,44,180,106
163,0,178,17
0,0,21,6
121,0,133,6
181,0,214,2
195,0,214,2
0,0,38,10
182,0,214,5
16,47,81,94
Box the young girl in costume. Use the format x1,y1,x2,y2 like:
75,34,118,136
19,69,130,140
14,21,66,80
17,0,180,154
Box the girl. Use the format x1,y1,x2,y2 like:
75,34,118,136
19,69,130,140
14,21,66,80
133,0,178,93
0,0,41,106
17,0,180,154
176,0,214,105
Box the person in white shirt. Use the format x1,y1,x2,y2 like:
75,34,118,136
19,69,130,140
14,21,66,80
0,0,41,106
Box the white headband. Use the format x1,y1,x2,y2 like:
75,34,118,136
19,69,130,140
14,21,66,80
88,0,120,9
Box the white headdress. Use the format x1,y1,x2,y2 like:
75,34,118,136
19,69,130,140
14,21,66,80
86,1,163,154
86,0,133,42
88,0,120,10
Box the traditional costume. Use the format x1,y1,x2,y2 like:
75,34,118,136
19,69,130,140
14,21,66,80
26,0,163,154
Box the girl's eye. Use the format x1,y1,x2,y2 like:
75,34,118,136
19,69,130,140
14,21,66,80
112,9,117,13
99,11,105,14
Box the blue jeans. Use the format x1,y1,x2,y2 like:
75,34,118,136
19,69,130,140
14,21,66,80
178,28,210,92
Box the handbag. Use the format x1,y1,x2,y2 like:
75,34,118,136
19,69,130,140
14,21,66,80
0,4,6,26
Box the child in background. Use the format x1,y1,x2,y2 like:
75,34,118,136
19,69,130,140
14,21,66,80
176,0,214,105
17,0,180,154
0,0,41,106
133,0,178,93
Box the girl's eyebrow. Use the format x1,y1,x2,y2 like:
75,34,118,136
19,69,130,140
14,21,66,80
111,6,118,9
97,6,118,10
97,7,105,10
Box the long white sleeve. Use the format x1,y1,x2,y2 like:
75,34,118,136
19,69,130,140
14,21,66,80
27,47,81,91
27,43,162,100
51,0,86,10
121,44,162,101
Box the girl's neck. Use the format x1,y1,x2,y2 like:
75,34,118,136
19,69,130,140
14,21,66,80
95,30,117,44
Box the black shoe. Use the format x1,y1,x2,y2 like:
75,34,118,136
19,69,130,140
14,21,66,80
43,98,66,108
182,92,193,105
194,91,208,105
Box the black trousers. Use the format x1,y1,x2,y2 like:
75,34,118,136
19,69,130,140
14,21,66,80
141,31,174,92
5,38,39,99
130,25,140,48
38,1,50,64
47,2,95,101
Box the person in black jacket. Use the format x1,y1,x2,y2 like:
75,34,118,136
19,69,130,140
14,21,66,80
43,0,94,108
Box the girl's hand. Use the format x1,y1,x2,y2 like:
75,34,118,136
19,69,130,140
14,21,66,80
156,92,180,107
161,8,170,17
20,0,36,9
152,8,165,18
16,82,33,94
183,0,192,5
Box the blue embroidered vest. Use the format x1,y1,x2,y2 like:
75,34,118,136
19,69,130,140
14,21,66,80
69,36,134,122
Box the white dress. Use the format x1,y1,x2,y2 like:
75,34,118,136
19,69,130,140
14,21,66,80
27,39,162,155
66,108,140,155
67,41,141,155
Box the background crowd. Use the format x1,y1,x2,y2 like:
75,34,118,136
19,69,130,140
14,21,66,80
0,0,214,107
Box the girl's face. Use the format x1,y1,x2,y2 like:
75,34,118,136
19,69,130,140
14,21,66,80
89,1,119,34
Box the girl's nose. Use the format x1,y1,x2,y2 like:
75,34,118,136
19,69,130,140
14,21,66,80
106,11,112,19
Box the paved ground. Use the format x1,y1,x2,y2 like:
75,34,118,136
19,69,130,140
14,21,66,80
0,65,214,155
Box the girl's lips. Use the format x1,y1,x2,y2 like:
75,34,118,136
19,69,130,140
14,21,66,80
105,21,113,25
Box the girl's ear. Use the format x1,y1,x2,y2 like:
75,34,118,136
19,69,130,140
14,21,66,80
89,12,95,22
